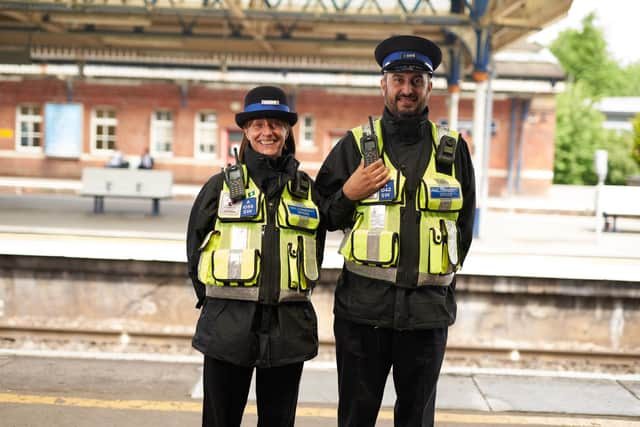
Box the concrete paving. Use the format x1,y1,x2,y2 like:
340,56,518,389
1,180,639,280
1,178,640,423
1,352,639,425
474,374,640,416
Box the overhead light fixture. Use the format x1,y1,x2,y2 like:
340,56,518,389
49,13,152,27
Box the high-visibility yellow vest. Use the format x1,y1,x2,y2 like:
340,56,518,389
197,165,320,302
340,119,463,287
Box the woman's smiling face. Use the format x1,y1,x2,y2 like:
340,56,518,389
244,118,289,158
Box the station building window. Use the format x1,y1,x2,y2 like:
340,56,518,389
91,108,117,152
194,111,218,158
151,110,173,156
299,114,315,148
15,104,42,152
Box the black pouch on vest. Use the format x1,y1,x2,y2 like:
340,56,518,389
436,135,457,165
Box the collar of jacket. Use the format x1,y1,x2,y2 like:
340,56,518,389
381,106,430,144
243,145,299,198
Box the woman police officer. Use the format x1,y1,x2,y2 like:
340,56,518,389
186,86,325,427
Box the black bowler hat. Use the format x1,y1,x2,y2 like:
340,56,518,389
374,35,442,74
235,86,298,128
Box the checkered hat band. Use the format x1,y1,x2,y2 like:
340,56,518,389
245,103,290,113
382,51,433,71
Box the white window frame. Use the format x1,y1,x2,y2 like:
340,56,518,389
90,107,117,153
15,104,43,152
299,114,315,148
150,110,174,157
194,111,219,159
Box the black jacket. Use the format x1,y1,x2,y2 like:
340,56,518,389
186,146,326,367
315,107,476,330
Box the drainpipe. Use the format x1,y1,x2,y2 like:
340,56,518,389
516,99,530,193
506,98,519,195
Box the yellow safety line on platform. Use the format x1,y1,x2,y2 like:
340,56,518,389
0,392,201,412
0,393,637,426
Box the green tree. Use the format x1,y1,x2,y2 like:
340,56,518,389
551,13,640,185
553,81,604,185
598,129,640,185
550,13,623,97
632,113,640,167
615,63,640,96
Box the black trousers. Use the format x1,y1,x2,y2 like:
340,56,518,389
202,356,304,427
334,317,448,427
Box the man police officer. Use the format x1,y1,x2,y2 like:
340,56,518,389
315,35,476,426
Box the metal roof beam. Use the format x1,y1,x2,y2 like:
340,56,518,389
0,10,65,33
223,0,274,53
0,0,573,74
2,0,454,17
47,13,153,27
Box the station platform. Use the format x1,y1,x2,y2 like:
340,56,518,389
1,177,639,281
1,177,640,424
1,351,639,426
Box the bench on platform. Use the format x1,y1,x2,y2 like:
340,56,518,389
80,167,173,215
598,185,640,232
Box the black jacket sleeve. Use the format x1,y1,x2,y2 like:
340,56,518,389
455,135,476,265
314,132,360,231
186,173,224,308
307,176,328,270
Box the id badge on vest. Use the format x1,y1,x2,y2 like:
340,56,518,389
219,192,258,218
365,179,395,203
288,204,318,219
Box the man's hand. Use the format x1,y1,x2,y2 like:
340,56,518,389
342,159,390,201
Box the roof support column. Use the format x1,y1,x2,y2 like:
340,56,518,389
481,69,494,218
471,20,492,238
446,36,462,130
445,0,466,130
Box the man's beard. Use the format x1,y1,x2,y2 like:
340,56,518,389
386,93,426,118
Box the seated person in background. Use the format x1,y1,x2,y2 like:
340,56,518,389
138,148,154,170
106,146,129,168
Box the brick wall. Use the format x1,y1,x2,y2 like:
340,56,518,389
0,78,556,194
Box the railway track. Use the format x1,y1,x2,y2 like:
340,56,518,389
1,325,639,374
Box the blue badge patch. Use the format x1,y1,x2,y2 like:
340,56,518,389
240,197,258,217
379,180,395,201
288,205,318,219
430,186,460,199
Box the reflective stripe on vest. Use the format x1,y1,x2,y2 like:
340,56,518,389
340,119,462,286
197,166,320,302
344,260,453,287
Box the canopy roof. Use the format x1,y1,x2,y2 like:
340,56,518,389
0,0,571,76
